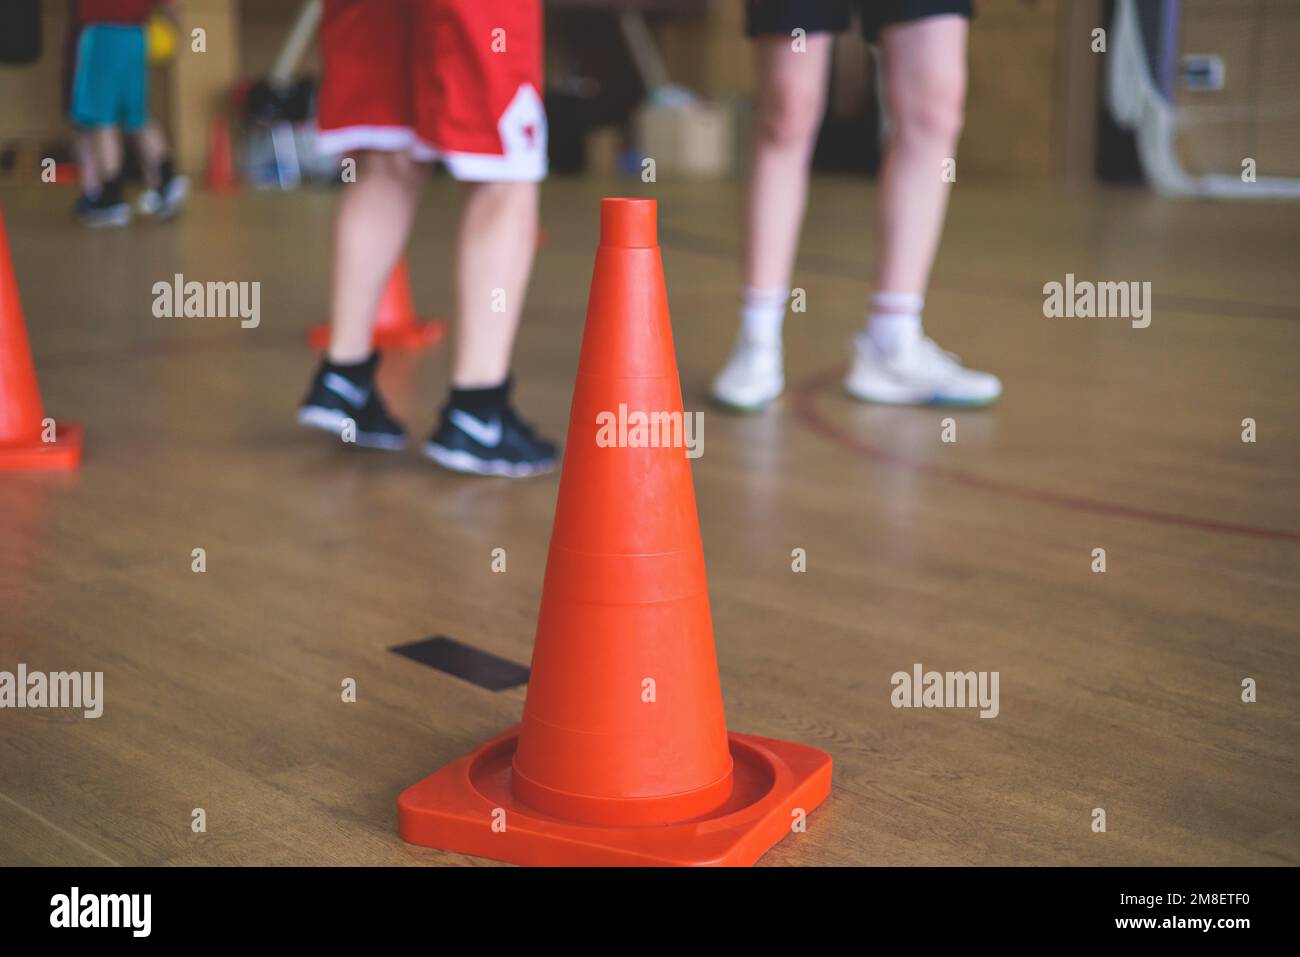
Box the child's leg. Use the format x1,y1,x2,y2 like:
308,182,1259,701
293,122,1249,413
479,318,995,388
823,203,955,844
451,181,539,389
299,2,424,450
712,33,832,409
68,24,121,189
416,0,554,476
119,28,189,218
64,16,100,200
72,124,129,226
745,34,834,300
873,14,967,303
133,121,170,191
90,126,124,185
427,175,552,475
75,131,101,196
132,120,189,218
297,149,423,450
326,150,426,365
845,10,1000,406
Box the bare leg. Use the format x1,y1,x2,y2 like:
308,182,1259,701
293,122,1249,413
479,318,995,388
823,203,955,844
326,151,426,364
132,121,171,190
451,180,539,388
873,15,968,297
744,34,834,292
75,131,101,195
712,35,831,408
846,14,1000,406
90,126,124,183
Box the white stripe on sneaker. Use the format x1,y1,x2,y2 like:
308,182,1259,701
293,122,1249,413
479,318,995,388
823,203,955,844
322,372,370,408
448,409,504,447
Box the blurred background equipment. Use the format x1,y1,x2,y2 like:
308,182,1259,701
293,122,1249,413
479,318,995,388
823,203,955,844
146,11,176,64
239,0,328,188
0,0,43,67
1106,0,1300,197
617,7,735,177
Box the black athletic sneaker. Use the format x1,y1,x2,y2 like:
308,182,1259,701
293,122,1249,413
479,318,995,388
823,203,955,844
424,399,557,477
297,355,406,450
76,191,131,229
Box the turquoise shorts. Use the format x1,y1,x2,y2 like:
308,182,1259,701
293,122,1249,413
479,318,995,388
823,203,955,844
69,24,148,132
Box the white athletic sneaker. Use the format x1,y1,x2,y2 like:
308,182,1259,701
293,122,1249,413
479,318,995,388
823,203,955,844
844,333,1002,407
711,336,784,410
138,175,190,220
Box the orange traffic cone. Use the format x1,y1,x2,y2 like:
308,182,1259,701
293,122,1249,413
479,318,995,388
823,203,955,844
0,211,82,471
306,258,446,352
398,199,831,866
205,115,237,192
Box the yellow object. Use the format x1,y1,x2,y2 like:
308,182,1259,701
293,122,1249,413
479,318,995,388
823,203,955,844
147,15,176,64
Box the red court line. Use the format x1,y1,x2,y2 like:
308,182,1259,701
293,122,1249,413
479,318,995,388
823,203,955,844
791,366,1300,543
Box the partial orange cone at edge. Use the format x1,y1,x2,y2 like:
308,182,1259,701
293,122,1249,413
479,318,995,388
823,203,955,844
0,210,82,471
396,198,831,865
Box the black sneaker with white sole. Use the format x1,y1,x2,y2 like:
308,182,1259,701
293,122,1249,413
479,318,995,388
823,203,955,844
424,402,557,477
297,355,406,450
76,192,131,228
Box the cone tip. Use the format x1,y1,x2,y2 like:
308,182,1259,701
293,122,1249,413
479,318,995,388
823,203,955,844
600,198,657,249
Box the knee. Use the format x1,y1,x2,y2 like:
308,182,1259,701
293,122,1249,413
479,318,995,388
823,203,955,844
890,64,966,147
758,78,825,151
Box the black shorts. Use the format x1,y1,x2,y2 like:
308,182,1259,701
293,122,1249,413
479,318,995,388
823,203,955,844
745,0,973,42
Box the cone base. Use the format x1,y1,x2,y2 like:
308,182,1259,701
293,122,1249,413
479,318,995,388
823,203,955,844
397,725,831,866
306,317,447,352
0,422,83,472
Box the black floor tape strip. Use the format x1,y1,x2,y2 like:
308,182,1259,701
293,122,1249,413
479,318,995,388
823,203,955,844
391,636,529,691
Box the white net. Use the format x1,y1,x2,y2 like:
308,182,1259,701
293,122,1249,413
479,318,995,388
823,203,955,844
1107,0,1300,198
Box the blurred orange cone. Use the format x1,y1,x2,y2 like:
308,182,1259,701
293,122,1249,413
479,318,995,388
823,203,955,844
0,211,82,471
397,199,831,866
306,258,446,352
205,116,237,192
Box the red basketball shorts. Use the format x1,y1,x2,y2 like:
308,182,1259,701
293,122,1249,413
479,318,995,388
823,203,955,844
316,0,546,182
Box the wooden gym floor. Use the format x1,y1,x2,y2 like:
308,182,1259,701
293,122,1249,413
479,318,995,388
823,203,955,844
0,176,1297,866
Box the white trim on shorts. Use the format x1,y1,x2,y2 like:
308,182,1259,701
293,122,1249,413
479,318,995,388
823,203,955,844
315,86,548,183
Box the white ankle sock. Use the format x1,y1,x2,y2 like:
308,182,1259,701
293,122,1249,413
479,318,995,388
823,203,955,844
740,286,788,348
866,291,924,354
